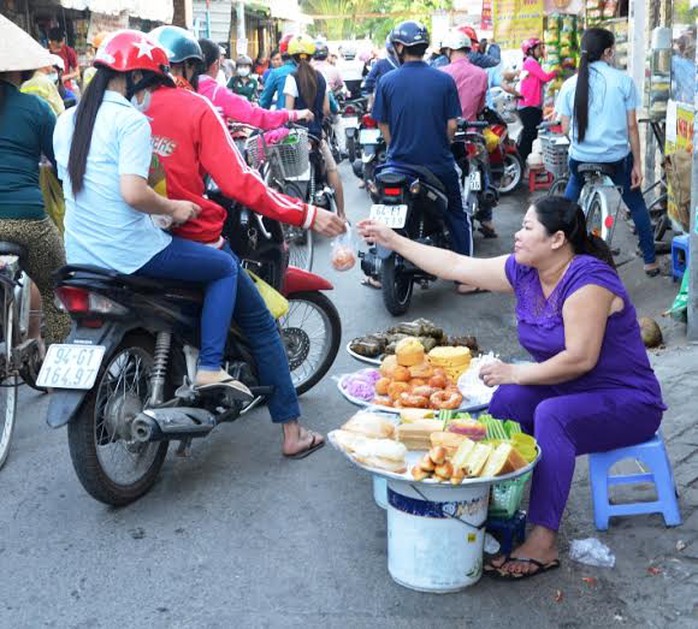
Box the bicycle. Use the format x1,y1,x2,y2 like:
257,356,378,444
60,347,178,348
0,244,42,469
638,118,670,246
538,122,570,196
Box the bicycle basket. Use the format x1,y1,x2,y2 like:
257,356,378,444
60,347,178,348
540,133,570,178
245,128,310,179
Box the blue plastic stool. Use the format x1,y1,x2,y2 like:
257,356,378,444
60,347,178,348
671,234,690,281
588,432,681,530
486,510,527,555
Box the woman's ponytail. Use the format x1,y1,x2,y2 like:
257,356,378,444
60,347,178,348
573,28,615,143
294,54,317,108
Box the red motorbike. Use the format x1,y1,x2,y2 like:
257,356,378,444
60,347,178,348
481,107,524,195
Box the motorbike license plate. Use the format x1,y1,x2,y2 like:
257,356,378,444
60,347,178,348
360,128,381,144
343,116,359,128
36,344,106,390
468,171,482,191
370,204,408,229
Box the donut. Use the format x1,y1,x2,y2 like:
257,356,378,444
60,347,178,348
429,390,463,410
428,374,448,389
398,392,430,408
372,396,393,407
387,381,410,400
375,377,391,396
392,365,411,382
408,378,427,389
380,355,399,378
408,362,434,379
411,385,439,399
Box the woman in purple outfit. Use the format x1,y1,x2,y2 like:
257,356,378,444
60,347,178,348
357,196,664,580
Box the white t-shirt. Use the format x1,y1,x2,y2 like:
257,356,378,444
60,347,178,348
53,90,171,274
283,74,331,100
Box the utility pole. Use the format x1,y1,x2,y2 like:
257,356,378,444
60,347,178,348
236,1,247,55
688,15,698,341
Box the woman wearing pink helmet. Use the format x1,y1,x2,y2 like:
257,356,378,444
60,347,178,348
518,37,557,164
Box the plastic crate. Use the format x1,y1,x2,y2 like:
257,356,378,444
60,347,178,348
246,128,309,179
488,471,532,518
540,133,570,178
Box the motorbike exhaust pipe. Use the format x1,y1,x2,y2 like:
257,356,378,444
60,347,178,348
131,412,162,443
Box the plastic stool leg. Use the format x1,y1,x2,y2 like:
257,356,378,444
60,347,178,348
652,441,682,527
589,454,611,531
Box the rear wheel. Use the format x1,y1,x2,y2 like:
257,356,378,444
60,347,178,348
0,293,18,470
548,176,569,197
67,333,168,506
381,254,413,316
282,180,314,271
585,189,614,244
496,153,523,194
280,291,341,396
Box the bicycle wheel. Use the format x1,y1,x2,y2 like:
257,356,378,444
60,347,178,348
585,188,616,245
281,180,314,271
0,290,19,470
547,176,569,197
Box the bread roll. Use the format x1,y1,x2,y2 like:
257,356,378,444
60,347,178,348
341,411,396,439
395,337,425,367
354,455,407,474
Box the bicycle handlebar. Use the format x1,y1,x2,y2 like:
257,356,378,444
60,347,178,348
457,119,489,130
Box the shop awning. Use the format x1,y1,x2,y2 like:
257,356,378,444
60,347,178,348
56,1,173,23
267,0,314,25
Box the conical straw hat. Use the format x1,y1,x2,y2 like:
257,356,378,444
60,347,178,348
0,13,54,72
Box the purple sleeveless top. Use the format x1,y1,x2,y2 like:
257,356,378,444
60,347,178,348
505,254,665,409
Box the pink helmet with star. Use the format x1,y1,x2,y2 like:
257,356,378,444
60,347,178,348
94,29,172,80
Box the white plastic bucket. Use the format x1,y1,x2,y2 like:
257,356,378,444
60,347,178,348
386,479,489,592
372,475,388,509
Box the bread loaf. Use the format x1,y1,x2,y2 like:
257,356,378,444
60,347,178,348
481,443,528,478
397,419,444,450
341,411,396,439
332,430,407,473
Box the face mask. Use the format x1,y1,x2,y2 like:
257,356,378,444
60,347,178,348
48,72,59,84
238,67,250,77
130,90,152,113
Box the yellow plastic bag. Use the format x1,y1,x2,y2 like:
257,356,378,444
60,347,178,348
483,127,500,153
39,165,66,234
247,270,289,319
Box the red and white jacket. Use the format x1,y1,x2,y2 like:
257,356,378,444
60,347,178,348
146,85,315,244
197,74,299,130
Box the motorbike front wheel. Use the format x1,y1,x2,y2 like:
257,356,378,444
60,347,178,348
381,254,414,316
280,291,341,396
496,153,523,195
67,333,168,506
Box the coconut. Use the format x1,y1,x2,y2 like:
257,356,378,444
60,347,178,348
639,317,663,348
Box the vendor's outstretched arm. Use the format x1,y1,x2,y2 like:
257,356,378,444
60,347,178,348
357,219,512,292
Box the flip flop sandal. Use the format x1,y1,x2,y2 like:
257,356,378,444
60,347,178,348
645,267,661,277
489,557,560,581
283,433,326,460
483,554,510,574
478,225,498,238
361,276,382,290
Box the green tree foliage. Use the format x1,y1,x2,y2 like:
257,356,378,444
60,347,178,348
301,0,453,43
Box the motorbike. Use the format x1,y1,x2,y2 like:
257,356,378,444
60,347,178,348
351,113,387,199
339,96,367,163
40,198,341,506
359,164,452,316
480,106,524,195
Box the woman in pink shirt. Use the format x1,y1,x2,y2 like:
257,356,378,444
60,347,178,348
197,39,313,130
518,38,557,163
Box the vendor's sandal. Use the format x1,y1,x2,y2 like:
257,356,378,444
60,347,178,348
490,557,560,581
456,284,488,296
478,224,498,238
483,555,510,574
283,432,325,460
644,266,661,277
361,276,382,290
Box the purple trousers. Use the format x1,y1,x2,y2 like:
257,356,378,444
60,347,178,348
489,384,662,531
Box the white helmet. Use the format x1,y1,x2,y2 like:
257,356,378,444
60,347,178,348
443,31,472,51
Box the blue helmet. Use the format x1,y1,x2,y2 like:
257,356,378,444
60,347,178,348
149,25,202,63
390,20,430,49
385,34,395,56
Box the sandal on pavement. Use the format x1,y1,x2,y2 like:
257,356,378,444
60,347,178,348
283,432,325,460
483,555,510,574
489,557,560,581
644,267,660,277
361,276,382,290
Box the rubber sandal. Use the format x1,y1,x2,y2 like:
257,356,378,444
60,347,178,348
489,557,560,581
361,276,382,290
645,267,660,277
483,554,510,574
283,433,325,460
478,225,498,239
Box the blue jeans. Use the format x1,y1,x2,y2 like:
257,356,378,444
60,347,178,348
564,154,656,265
431,164,473,257
222,243,300,424
135,236,238,370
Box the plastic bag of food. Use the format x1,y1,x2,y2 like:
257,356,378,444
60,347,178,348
247,270,289,319
39,165,65,234
331,226,356,271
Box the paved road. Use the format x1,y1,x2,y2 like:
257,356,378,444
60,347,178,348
0,163,687,628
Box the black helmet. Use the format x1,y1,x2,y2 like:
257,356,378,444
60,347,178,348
390,20,430,49
314,40,329,60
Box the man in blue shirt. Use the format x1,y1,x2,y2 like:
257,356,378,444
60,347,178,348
373,21,473,268
362,35,399,100
258,34,296,109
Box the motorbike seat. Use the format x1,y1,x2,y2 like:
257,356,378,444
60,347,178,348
577,163,615,177
55,264,203,300
377,164,447,195
0,241,27,260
